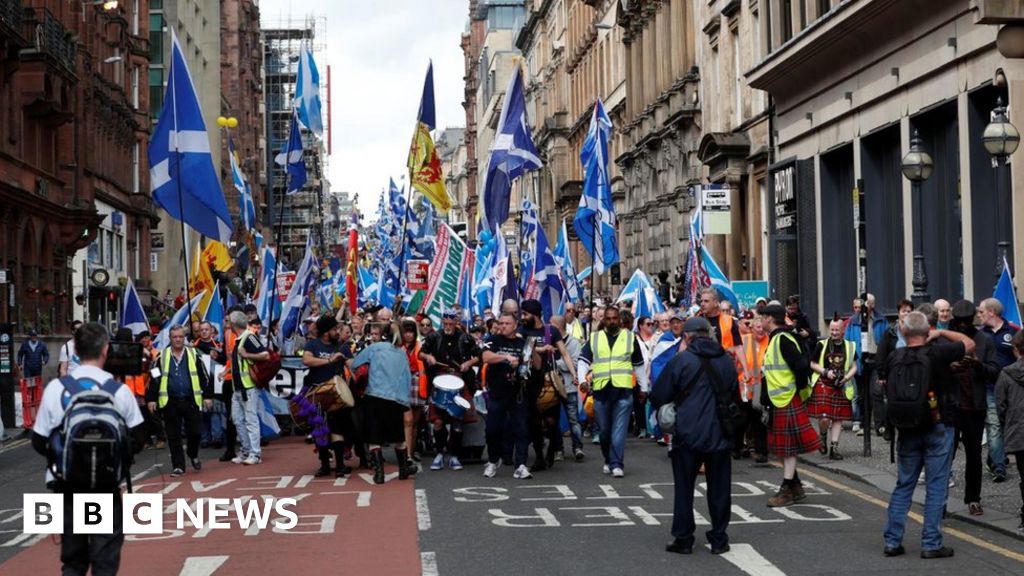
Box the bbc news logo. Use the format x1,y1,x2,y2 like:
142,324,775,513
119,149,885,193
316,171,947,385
23,494,298,535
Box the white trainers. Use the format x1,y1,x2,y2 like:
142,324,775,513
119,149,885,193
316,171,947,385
431,453,445,471
231,454,247,464
602,464,611,475
448,456,464,471
483,462,500,478
612,467,625,478
242,455,262,466
513,465,533,480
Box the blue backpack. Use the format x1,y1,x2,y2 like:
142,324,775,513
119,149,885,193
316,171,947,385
49,377,131,491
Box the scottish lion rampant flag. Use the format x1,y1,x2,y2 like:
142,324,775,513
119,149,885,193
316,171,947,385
408,62,451,212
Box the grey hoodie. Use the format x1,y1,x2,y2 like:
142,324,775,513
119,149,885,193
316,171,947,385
995,358,1024,453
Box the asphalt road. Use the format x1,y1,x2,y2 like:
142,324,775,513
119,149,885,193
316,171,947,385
415,437,1024,576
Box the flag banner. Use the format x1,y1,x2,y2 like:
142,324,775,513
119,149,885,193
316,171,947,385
554,219,582,308
345,226,359,315
275,108,307,195
154,291,207,350
295,44,324,138
408,62,451,212
119,278,148,336
994,257,1022,328
228,134,256,232
417,224,471,327
276,272,296,302
408,260,430,290
573,98,618,274
279,235,319,351
204,281,225,343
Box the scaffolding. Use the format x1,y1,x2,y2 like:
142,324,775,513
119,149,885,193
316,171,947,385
262,15,329,262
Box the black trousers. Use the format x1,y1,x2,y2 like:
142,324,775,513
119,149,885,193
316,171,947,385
61,493,123,576
0,375,16,431
526,371,560,462
953,410,986,504
1013,451,1024,511
162,397,203,470
670,447,731,548
219,389,236,454
735,402,767,456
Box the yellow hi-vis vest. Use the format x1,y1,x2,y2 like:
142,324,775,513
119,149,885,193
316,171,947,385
236,331,256,389
590,330,635,392
764,331,811,408
159,347,202,409
810,338,857,401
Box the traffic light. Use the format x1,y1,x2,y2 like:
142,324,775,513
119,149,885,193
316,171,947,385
610,264,621,284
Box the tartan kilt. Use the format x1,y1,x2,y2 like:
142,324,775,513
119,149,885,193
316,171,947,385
806,382,854,422
409,378,427,407
767,394,822,457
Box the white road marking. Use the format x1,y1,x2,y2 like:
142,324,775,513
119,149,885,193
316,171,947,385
708,543,786,576
420,551,438,576
131,464,160,483
416,489,431,531
179,555,230,576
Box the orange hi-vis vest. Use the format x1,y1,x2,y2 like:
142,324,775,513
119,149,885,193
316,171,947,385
125,347,159,397
408,342,428,399
740,333,769,400
222,330,237,383
718,314,736,350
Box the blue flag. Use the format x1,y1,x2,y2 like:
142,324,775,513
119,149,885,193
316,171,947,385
995,257,1022,328
573,98,619,274
519,198,538,292
702,246,739,312
204,281,225,343
275,108,307,195
532,223,563,322
154,291,206,350
279,235,319,350
254,246,279,329
149,30,232,243
554,219,582,311
481,67,542,231
228,134,256,231
295,44,324,138
119,278,148,336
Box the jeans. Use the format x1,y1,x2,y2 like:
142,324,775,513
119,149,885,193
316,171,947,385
61,492,123,576
593,387,633,469
162,397,203,471
986,389,1006,474
670,448,731,549
952,411,985,504
232,388,261,458
486,392,528,467
201,400,225,444
559,388,583,452
883,423,955,551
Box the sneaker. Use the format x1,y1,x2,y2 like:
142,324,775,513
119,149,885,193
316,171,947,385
553,451,564,462
591,436,601,445
170,467,185,477
231,454,247,464
483,462,500,478
612,467,624,478
968,502,984,516
315,464,332,477
191,458,202,471
242,455,262,466
992,470,1007,483
602,464,611,475
656,435,669,446
513,465,533,479
853,424,864,436
920,546,954,559
948,476,956,488
448,456,464,471
767,485,795,507
431,453,445,471
573,448,585,462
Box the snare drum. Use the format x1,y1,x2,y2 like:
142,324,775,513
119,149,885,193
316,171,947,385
430,374,465,416
447,396,471,419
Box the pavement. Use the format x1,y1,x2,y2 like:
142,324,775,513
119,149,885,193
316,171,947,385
799,425,1024,541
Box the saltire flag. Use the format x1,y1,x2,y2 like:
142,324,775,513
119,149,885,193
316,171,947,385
204,281,225,343
530,223,563,322
415,196,437,261
682,200,710,308
492,233,512,312
577,266,592,283
228,133,256,231
480,66,542,231
275,108,307,195
119,278,148,336
518,198,539,294
154,291,207,350
702,246,739,312
650,329,683,385
473,236,497,316
633,283,665,329
149,29,232,243
295,44,324,138
254,231,264,252
573,98,618,274
345,221,359,315
279,234,319,350
234,242,251,276
257,389,282,439
994,257,1023,328
253,246,279,329
407,62,451,212
358,266,380,308
554,219,582,311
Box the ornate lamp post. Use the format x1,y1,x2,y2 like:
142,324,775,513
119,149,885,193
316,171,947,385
901,129,934,304
982,97,1020,277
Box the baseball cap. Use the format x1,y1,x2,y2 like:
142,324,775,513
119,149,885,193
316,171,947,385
442,308,459,320
683,317,711,334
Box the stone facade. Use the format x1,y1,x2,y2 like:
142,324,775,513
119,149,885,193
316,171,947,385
460,0,487,243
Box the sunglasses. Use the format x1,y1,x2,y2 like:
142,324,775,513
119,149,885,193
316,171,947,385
642,321,653,326
421,323,432,328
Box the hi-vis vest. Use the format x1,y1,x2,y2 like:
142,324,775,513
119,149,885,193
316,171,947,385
716,314,736,350
811,338,856,401
569,320,586,342
159,347,202,408
763,332,811,408
589,330,635,391
236,331,257,389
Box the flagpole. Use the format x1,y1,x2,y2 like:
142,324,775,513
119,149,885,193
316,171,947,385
396,170,413,313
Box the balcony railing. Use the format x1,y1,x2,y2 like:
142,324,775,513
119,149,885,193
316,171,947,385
22,7,77,78
0,0,23,40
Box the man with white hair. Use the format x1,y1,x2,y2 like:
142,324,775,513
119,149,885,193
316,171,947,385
979,297,1018,483
228,311,270,465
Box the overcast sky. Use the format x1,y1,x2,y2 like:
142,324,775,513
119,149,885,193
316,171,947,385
259,1,469,217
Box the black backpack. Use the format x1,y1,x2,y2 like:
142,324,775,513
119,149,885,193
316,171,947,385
49,377,132,491
884,347,933,431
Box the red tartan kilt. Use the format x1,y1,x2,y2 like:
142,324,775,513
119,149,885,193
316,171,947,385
767,394,823,457
806,382,854,421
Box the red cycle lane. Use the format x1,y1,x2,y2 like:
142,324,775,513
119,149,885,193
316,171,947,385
1,438,422,576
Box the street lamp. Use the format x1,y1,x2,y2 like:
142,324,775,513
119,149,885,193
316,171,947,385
983,96,1020,277
901,129,934,304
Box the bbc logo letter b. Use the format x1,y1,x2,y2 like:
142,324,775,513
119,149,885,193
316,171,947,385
23,494,63,535
73,494,114,535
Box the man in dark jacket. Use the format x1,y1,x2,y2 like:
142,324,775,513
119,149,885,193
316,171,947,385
17,329,49,379
651,317,738,556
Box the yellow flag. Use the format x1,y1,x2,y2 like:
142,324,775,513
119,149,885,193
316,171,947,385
408,123,451,212
188,241,232,317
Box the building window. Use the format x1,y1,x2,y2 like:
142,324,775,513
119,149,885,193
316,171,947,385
149,68,164,118
733,30,742,127
149,15,164,64
132,142,140,194
131,66,139,109
818,0,831,17
782,0,794,43
115,234,124,272
150,0,162,8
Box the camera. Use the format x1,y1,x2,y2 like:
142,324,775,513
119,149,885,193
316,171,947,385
103,341,144,376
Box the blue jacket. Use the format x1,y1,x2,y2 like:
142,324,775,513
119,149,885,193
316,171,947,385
351,342,412,407
17,339,49,377
843,310,888,374
650,337,736,453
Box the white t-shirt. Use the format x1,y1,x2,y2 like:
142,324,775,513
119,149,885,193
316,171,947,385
32,365,145,438
58,339,81,373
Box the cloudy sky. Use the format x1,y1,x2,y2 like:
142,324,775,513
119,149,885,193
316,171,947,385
259,1,469,216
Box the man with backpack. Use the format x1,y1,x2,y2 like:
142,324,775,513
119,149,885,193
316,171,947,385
882,311,974,559
31,322,145,576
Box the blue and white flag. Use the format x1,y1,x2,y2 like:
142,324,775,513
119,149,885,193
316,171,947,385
573,98,618,274
279,235,319,350
473,237,497,316
275,108,307,195
577,266,592,283
358,265,380,308
554,219,582,310
994,257,1022,328
415,196,437,261
204,281,225,343
295,44,323,138
257,389,282,439
519,198,538,293
650,330,683,385
492,233,512,311
119,278,148,337
531,223,563,322
154,291,207,350
228,134,256,231
149,30,232,243
254,246,278,329
481,66,542,232
702,246,739,312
